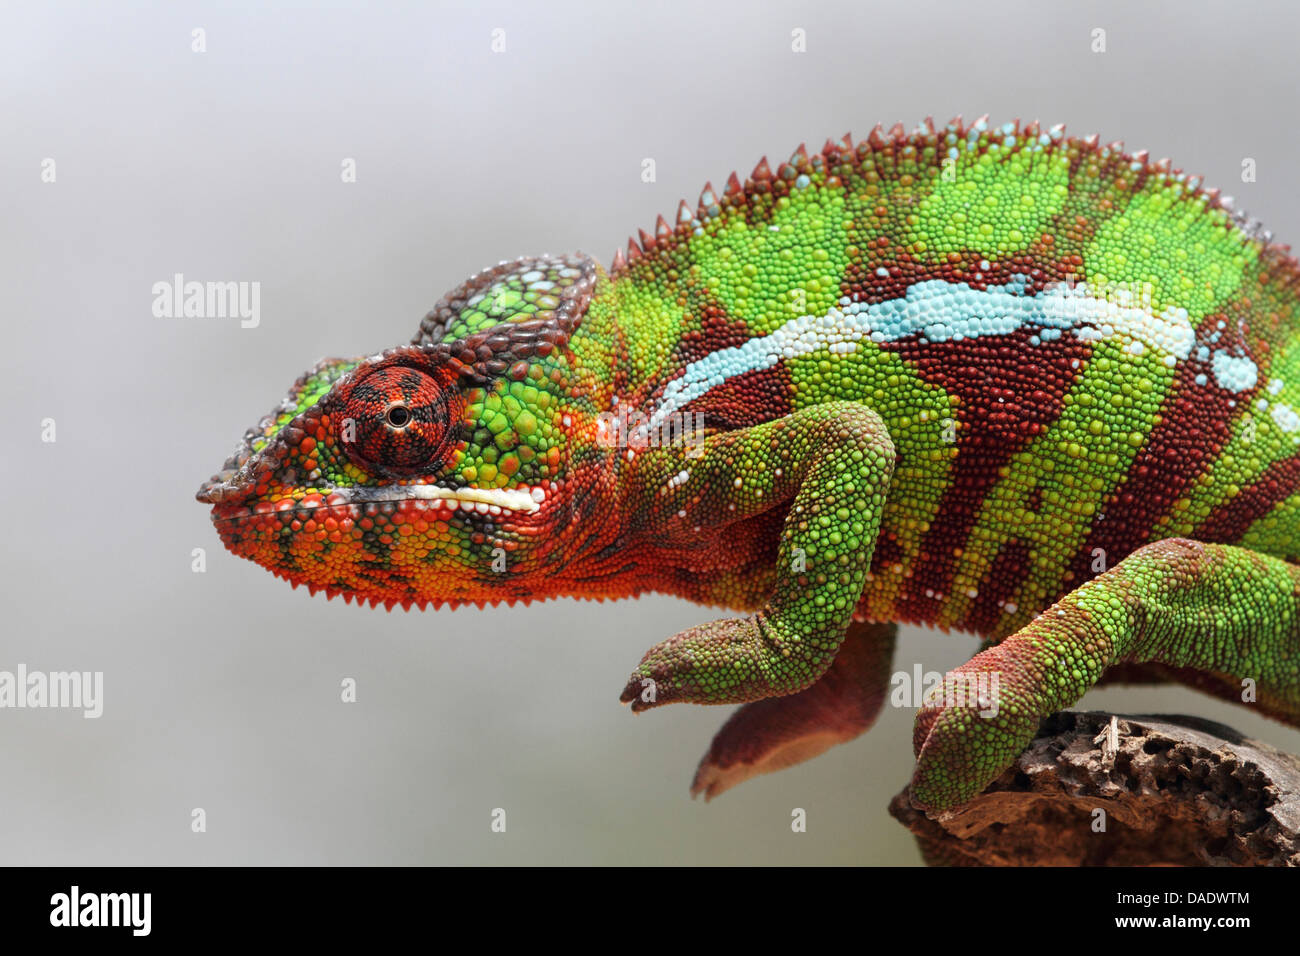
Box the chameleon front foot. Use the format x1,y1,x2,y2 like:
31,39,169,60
619,613,827,712
619,402,896,715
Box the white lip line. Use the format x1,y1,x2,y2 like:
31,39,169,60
206,483,545,515
351,485,541,513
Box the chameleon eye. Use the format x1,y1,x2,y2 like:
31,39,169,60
341,366,455,477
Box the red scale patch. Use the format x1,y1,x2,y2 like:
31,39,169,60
1066,344,1248,587
884,327,1092,623
1196,455,1300,550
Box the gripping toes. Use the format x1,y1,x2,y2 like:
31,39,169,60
910,538,1300,811
909,642,1061,811
619,613,827,712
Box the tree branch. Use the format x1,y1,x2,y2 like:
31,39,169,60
889,711,1300,866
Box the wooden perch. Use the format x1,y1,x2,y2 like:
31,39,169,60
888,711,1300,866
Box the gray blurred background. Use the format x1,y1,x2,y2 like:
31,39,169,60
3,0,1299,865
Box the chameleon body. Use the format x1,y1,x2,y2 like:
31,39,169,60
199,118,1300,811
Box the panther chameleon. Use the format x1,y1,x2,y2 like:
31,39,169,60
197,117,1300,811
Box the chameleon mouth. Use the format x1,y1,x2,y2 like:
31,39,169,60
333,484,542,512
200,482,545,517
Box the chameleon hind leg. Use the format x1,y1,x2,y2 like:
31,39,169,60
910,538,1300,811
691,620,897,799
618,402,895,710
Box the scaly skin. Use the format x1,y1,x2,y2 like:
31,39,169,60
198,117,1300,812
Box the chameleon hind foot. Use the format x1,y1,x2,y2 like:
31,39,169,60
909,538,1300,811
690,621,897,799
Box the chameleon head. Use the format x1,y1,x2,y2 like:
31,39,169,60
195,253,615,609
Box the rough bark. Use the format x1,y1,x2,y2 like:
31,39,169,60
889,711,1300,866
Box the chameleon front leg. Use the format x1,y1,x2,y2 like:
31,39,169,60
618,402,895,710
691,620,897,799
911,538,1300,811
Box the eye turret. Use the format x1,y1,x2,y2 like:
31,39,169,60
341,366,456,477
